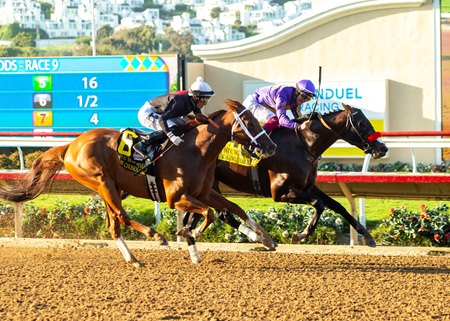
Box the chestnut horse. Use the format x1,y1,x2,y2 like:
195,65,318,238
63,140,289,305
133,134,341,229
187,104,388,246
0,100,276,266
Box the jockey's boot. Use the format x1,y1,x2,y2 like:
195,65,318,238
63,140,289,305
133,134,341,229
133,130,167,160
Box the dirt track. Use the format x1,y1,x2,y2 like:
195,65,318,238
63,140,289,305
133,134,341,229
0,239,449,321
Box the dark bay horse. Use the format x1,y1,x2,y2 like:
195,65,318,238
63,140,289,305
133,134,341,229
211,104,388,246
0,99,276,266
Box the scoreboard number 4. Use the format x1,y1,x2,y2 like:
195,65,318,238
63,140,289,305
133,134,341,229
90,113,99,125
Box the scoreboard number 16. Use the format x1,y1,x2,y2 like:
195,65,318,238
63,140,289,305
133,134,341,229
81,77,98,89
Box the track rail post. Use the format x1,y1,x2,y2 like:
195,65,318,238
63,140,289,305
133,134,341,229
14,203,23,238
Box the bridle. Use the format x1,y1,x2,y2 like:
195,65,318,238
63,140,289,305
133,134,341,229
231,108,270,147
206,107,273,152
315,108,381,154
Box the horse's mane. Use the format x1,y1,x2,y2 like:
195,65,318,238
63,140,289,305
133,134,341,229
207,109,227,119
297,107,355,124
180,99,244,133
180,109,227,134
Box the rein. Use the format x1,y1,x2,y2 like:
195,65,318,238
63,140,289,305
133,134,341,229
316,110,377,153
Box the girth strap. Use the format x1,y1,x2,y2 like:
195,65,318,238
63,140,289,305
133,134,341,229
145,174,162,202
249,166,262,196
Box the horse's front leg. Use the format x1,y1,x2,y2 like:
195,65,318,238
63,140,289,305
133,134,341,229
310,185,376,247
173,195,215,264
203,190,277,249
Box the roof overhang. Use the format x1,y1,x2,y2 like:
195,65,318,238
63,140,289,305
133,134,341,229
192,0,428,60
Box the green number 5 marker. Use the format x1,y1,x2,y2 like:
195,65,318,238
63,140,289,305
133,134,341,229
32,75,53,91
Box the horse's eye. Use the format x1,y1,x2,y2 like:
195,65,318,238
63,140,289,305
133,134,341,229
357,121,366,130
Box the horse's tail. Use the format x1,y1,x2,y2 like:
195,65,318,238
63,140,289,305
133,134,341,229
0,144,69,203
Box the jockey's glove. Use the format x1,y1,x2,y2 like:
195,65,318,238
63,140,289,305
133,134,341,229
167,132,184,146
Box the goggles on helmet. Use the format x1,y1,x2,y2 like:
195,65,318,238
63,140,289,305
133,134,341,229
298,91,315,100
195,96,211,103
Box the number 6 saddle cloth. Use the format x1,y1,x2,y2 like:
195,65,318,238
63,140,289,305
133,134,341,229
116,128,163,202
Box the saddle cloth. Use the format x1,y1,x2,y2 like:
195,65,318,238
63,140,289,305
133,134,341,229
218,141,260,167
116,128,163,202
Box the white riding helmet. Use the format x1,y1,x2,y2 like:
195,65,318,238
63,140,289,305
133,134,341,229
188,77,215,97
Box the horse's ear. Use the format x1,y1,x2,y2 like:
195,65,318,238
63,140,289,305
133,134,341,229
223,99,240,112
342,103,352,112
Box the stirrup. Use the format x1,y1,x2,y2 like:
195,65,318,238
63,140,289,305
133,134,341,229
133,141,148,158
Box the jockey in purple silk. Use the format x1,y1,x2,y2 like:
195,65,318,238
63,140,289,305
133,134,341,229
243,79,317,133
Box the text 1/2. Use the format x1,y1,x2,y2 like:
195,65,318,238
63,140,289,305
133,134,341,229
77,95,99,108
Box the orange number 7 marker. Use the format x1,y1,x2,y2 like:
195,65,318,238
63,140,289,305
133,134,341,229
33,111,53,127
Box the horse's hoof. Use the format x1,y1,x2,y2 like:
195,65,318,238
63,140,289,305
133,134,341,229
363,237,377,248
188,244,202,264
261,238,277,250
132,261,144,268
154,234,169,246
291,232,307,244
191,257,202,264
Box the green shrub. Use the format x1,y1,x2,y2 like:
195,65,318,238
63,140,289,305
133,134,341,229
0,154,14,169
8,151,20,168
155,204,346,245
20,198,155,239
372,204,450,246
155,209,178,241
1,197,449,247
0,202,15,237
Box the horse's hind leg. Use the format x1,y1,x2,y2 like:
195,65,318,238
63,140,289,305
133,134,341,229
274,187,325,244
129,221,168,245
98,180,168,267
291,199,324,244
98,183,167,245
310,185,376,247
173,196,217,264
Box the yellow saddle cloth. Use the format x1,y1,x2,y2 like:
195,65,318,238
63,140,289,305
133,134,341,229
218,142,260,167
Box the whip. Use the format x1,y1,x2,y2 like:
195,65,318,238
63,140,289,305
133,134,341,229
309,66,322,120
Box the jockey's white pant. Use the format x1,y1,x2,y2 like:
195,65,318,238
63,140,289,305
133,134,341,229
243,94,276,124
138,101,184,131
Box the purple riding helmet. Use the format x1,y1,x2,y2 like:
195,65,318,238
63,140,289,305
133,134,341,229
296,79,317,98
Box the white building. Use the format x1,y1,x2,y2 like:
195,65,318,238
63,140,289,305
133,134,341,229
0,0,309,45
0,0,42,29
115,8,161,32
